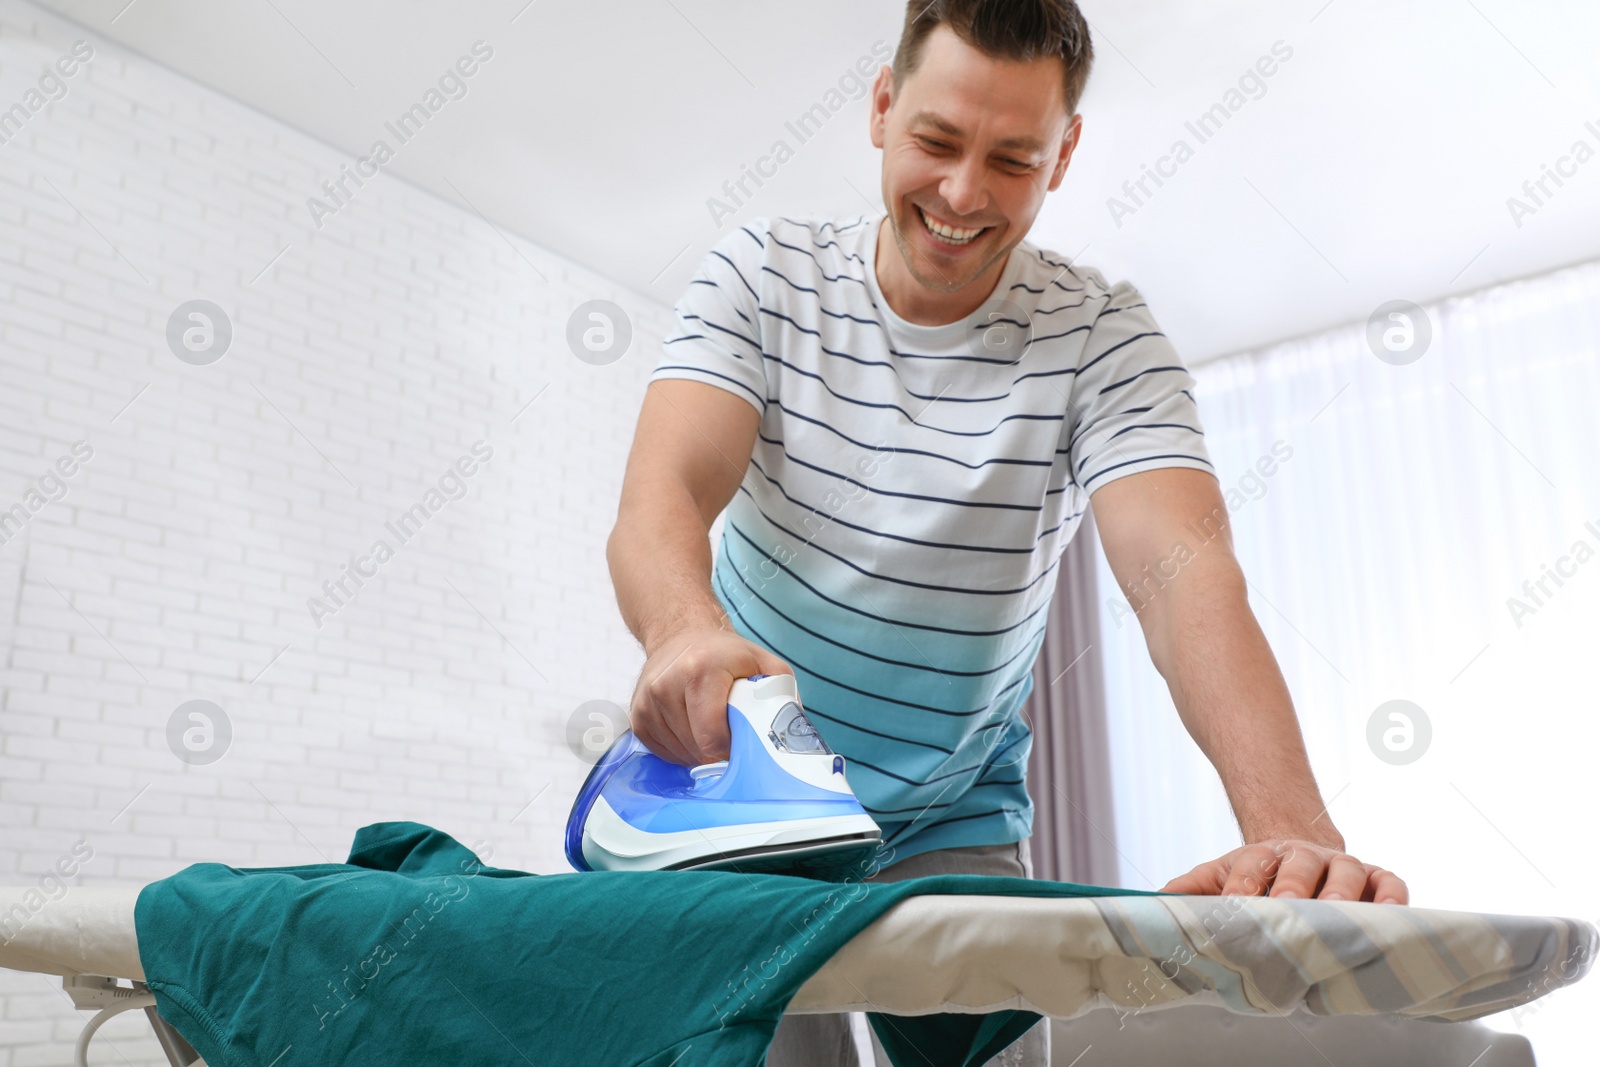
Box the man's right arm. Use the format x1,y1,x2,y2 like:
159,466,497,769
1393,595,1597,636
606,378,793,766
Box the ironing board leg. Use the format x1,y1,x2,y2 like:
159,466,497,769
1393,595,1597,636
144,1004,201,1066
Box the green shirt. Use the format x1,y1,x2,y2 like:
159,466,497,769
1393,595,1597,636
135,821,1161,1066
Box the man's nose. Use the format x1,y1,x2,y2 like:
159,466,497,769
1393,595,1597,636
940,155,988,218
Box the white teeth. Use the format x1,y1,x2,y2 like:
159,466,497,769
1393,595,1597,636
919,206,983,244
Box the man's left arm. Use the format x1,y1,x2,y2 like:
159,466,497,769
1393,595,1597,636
1091,466,1409,904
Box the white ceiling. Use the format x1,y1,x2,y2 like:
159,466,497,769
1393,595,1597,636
32,0,1600,362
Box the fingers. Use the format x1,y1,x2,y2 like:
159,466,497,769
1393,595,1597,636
1162,845,1278,896
1161,841,1411,907
634,646,700,765
1160,858,1229,894
1266,842,1330,899
1160,845,1276,896
632,631,788,766
679,641,797,762
757,650,795,678
1311,853,1369,901
632,684,694,765
1221,843,1281,896
682,664,732,764
1363,864,1410,905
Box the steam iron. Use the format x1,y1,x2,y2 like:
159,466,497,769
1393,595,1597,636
565,673,882,880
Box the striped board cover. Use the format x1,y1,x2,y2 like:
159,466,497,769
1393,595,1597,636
788,893,1598,1023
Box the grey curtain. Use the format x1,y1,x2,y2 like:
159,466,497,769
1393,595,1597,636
1021,505,1121,886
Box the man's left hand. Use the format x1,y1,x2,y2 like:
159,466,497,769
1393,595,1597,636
1160,839,1408,904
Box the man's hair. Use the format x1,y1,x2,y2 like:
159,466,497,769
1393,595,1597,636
892,0,1095,115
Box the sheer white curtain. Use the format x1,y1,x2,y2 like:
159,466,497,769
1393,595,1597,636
1095,257,1600,1063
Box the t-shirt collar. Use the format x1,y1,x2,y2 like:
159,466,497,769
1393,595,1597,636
860,211,1027,344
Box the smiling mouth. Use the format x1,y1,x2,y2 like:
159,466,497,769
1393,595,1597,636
916,205,990,247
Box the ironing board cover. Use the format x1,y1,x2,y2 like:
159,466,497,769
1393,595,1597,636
134,821,1150,1066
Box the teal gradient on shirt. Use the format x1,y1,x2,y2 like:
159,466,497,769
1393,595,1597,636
712,494,1043,862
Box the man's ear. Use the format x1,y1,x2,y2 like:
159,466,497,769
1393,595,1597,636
869,65,894,149
1047,113,1083,192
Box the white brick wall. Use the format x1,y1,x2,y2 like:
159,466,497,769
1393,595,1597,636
0,3,673,1061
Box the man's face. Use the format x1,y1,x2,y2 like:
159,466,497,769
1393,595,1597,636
871,25,1081,295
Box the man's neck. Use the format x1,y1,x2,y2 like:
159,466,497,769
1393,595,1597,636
873,215,1009,326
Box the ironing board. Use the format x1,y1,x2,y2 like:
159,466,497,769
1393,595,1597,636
1,884,1592,1066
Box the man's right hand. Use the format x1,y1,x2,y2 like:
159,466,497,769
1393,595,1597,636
630,626,794,766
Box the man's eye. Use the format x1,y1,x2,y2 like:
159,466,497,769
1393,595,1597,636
917,137,1033,170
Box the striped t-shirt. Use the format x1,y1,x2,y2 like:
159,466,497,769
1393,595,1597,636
650,213,1214,863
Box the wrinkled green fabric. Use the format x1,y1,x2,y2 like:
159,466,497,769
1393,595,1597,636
134,822,1161,1066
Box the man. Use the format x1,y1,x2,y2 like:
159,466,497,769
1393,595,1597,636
607,1,1408,1063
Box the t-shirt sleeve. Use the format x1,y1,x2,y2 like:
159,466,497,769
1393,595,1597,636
649,222,769,416
1067,280,1215,493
